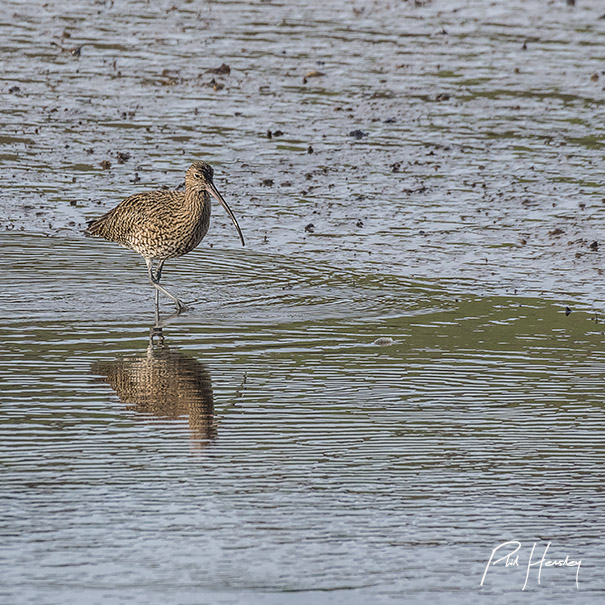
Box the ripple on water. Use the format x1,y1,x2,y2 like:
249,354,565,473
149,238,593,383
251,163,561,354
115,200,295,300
2,232,605,602
3,0,605,597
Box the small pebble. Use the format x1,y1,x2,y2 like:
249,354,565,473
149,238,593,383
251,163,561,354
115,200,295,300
372,337,394,346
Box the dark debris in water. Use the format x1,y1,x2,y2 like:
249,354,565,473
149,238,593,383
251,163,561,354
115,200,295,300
208,78,224,91
349,129,367,139
206,63,231,75
51,41,82,56
116,152,131,164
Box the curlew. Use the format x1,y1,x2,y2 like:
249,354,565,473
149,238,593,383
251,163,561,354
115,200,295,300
86,161,244,313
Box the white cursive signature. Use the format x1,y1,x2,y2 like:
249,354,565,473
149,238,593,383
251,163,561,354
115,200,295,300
480,541,582,590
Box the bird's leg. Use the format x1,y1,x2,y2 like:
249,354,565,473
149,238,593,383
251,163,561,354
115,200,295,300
146,258,189,313
155,259,165,282
151,260,160,317
154,260,163,316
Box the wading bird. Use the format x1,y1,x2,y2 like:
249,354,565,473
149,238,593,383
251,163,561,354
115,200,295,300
86,161,245,314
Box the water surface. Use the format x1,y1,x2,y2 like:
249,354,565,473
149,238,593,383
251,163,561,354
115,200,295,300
2,0,605,603
2,235,605,604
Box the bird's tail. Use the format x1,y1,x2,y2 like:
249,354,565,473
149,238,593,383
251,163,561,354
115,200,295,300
84,217,104,237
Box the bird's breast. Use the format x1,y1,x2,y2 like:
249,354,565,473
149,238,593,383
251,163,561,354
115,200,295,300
131,195,212,260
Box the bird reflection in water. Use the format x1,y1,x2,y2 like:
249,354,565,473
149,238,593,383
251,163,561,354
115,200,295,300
91,325,216,447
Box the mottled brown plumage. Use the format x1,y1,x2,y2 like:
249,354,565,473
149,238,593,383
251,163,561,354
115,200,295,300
91,344,216,445
86,161,244,313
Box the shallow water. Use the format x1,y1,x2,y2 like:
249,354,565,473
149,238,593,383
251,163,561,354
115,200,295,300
3,235,605,604
2,0,605,603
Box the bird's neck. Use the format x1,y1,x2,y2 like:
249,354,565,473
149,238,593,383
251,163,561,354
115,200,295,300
184,186,208,209
183,186,211,222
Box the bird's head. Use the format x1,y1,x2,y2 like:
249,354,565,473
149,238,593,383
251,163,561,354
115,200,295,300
186,161,214,188
186,160,245,247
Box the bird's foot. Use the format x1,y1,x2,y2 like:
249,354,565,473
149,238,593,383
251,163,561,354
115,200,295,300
175,299,190,314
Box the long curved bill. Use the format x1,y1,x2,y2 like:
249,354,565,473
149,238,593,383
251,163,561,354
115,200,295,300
206,181,245,247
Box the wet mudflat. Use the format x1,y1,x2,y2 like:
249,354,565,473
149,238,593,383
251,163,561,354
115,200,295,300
2,0,605,603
